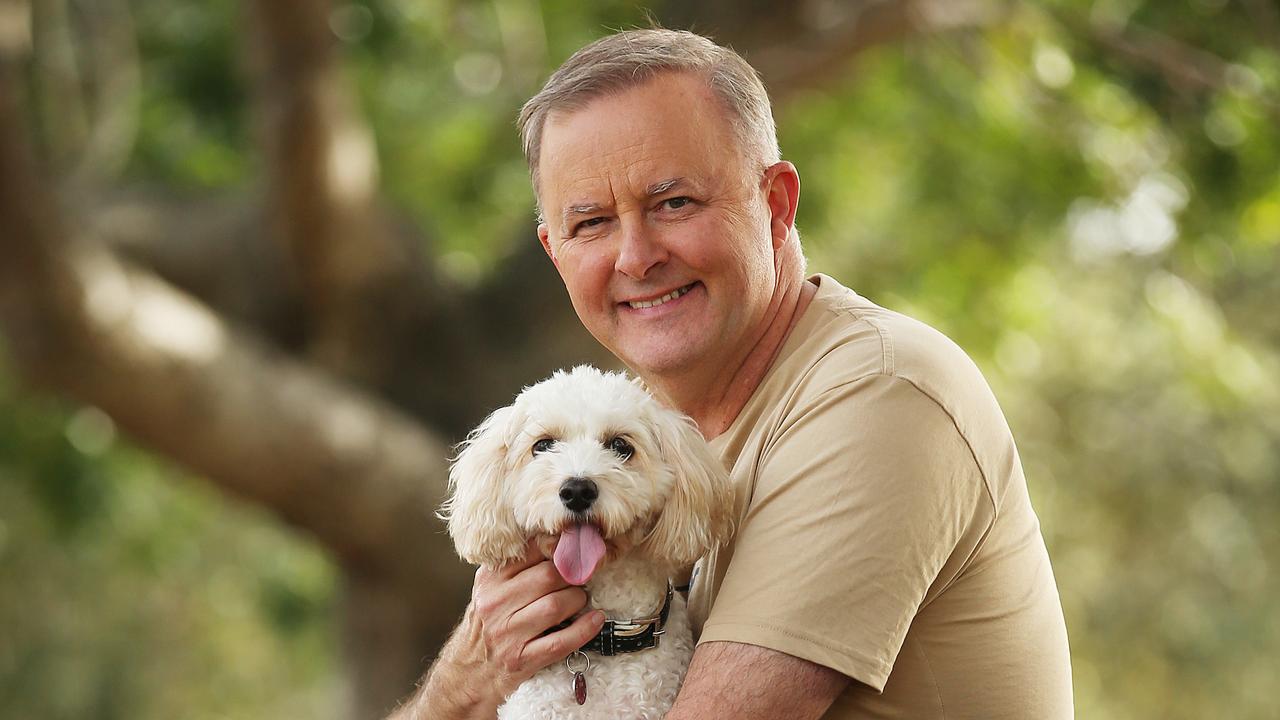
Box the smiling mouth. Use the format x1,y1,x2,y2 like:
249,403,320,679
625,282,697,310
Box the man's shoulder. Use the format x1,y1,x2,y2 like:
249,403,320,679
725,274,1016,486
794,274,987,402
791,274,1027,503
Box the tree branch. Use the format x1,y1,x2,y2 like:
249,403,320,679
80,184,609,439
663,0,1005,102
1064,10,1280,118
1,57,470,613
245,0,430,382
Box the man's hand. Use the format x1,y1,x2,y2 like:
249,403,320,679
392,540,605,720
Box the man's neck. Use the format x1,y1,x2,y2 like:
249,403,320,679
648,274,817,441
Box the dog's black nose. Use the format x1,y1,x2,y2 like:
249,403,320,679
559,477,598,512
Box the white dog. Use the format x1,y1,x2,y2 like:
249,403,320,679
442,365,734,719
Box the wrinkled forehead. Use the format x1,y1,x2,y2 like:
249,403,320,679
536,75,745,210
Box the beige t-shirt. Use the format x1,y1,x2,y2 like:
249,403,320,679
686,274,1073,719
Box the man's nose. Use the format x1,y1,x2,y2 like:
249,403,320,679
614,220,668,279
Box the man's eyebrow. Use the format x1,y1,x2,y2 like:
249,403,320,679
560,203,605,232
556,178,691,232
646,177,687,196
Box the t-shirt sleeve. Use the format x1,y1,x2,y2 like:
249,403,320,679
696,372,995,691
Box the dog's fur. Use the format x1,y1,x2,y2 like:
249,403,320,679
442,365,734,719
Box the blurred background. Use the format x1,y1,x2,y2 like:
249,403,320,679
1,0,1277,718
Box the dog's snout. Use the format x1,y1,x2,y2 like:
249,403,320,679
559,477,598,512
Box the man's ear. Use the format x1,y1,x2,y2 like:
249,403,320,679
762,161,800,251
537,223,560,269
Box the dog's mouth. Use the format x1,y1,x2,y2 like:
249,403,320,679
554,521,606,586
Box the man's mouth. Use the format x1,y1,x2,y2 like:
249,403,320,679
624,282,697,310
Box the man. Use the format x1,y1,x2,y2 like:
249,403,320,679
395,29,1072,719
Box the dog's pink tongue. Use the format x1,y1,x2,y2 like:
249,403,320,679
554,522,605,586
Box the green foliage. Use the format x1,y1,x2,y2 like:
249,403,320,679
0,361,340,719
5,1,1278,718
128,1,250,187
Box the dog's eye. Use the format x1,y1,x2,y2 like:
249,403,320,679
532,438,556,455
607,436,634,461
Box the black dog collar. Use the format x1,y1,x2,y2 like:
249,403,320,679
547,583,673,657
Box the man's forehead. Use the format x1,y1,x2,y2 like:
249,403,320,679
542,70,718,136
559,171,705,203
542,117,715,178
536,74,736,199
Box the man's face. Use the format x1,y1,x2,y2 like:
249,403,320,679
536,72,787,380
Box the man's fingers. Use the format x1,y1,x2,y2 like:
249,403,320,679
475,560,568,618
519,608,606,670
506,585,590,638
473,541,563,621
506,560,571,600
461,539,596,682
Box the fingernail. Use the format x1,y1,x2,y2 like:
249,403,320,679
592,610,606,624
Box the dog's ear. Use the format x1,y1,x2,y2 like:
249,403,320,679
641,409,735,568
439,404,528,566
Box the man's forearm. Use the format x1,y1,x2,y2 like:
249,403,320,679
390,667,498,720
388,611,504,720
666,641,848,720
390,665,499,720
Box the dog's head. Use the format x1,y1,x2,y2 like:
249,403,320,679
440,365,734,584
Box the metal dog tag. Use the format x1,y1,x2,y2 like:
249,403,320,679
565,650,590,705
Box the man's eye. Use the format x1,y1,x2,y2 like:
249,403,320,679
662,197,691,210
575,216,608,233
532,438,556,455
606,436,634,461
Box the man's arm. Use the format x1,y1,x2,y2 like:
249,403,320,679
665,641,850,720
389,542,605,720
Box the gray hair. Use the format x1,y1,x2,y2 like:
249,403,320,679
517,29,781,200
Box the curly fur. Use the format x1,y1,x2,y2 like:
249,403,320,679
441,365,734,719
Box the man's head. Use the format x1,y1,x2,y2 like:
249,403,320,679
521,30,804,390
519,29,780,202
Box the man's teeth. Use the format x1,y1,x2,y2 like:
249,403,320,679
628,284,693,309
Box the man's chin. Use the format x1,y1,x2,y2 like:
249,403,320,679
590,317,717,378
615,344,706,379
